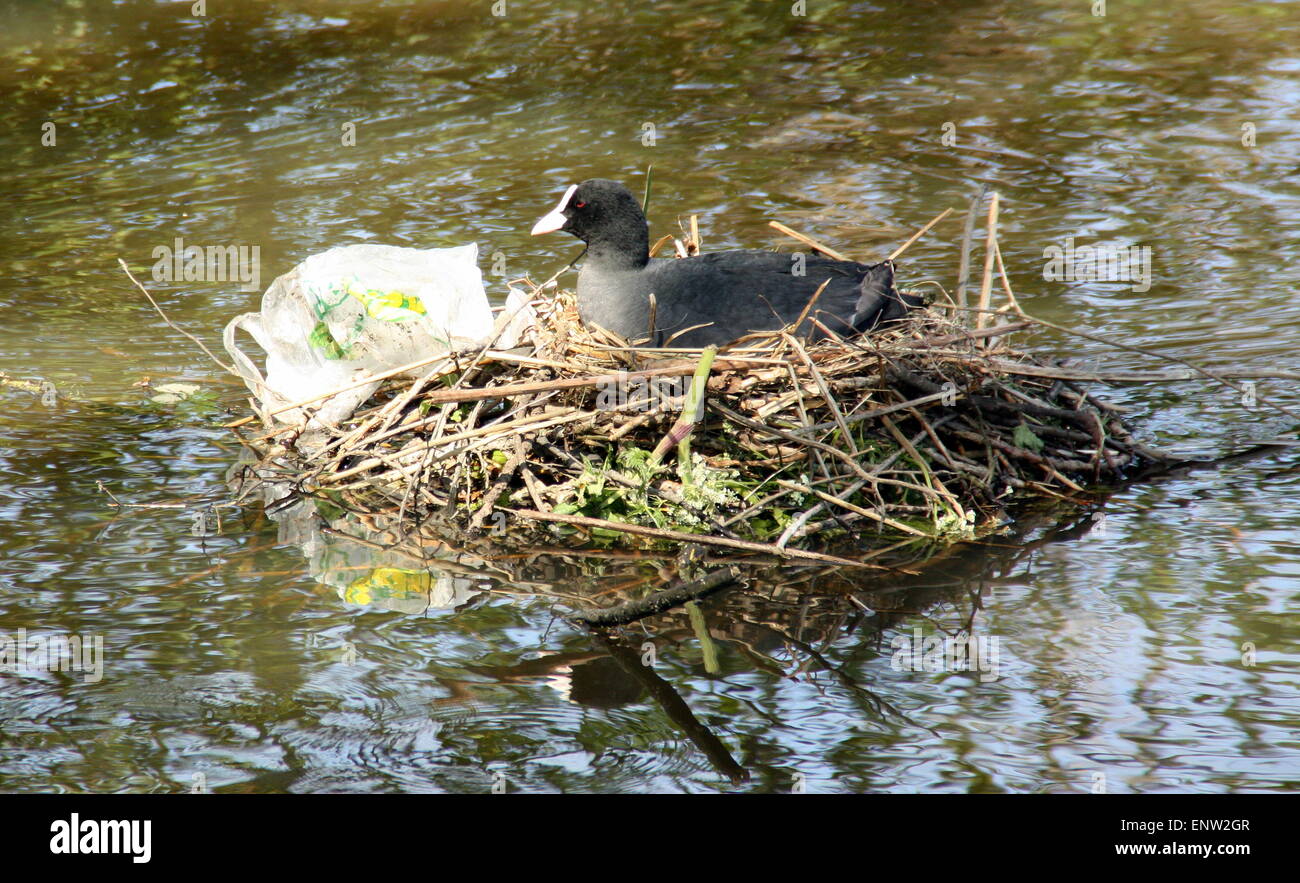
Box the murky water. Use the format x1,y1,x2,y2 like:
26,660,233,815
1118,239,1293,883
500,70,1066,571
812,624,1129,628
1,0,1297,792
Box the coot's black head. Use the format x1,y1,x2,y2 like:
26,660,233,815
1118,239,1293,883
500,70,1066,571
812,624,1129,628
531,178,650,267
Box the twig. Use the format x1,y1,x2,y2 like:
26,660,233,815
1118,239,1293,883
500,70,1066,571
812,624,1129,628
502,508,892,569
571,566,742,626
889,207,954,261
767,221,851,262
955,183,988,309
976,192,1001,331
118,258,234,373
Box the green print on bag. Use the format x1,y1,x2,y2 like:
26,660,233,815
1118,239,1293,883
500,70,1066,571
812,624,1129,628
305,278,431,359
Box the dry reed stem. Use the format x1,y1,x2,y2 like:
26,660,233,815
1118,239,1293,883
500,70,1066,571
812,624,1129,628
767,221,851,261
976,191,1001,331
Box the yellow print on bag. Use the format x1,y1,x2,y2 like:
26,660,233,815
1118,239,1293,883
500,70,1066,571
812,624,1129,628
344,280,429,322
343,567,434,606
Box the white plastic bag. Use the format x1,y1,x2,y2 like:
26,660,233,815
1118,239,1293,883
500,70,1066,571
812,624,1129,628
500,284,540,351
223,243,497,430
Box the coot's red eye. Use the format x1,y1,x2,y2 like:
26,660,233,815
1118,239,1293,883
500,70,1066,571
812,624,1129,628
574,200,587,208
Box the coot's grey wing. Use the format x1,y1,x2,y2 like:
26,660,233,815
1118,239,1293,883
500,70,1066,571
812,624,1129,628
649,253,866,337
640,252,910,346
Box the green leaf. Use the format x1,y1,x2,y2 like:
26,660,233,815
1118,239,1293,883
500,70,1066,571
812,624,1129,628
1013,422,1045,452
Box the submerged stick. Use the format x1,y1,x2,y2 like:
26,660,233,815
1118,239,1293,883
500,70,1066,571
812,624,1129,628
571,566,742,626
592,631,749,783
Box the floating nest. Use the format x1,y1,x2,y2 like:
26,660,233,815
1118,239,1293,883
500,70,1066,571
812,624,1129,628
228,281,1172,566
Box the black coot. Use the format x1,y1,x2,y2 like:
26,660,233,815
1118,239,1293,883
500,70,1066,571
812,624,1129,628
531,178,917,347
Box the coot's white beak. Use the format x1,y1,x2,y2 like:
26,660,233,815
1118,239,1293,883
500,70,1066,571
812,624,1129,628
531,184,578,236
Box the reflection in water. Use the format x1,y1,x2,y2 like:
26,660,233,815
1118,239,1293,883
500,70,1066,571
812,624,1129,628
235,456,1148,788
1,0,1298,792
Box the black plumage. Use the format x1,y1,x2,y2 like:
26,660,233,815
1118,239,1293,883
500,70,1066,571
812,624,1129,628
531,178,916,347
